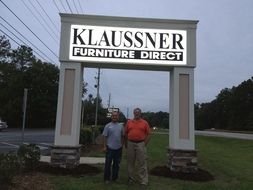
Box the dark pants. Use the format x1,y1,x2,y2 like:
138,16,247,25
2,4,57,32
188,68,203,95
104,146,122,181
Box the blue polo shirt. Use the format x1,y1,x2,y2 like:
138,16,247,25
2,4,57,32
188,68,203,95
102,122,124,150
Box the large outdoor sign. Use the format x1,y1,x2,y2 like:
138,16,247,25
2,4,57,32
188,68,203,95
69,25,187,66
53,14,198,170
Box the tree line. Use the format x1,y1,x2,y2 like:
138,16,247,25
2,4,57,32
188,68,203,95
195,77,253,131
142,111,169,129
141,76,253,131
0,35,59,128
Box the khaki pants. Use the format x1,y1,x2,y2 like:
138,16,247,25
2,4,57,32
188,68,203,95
127,140,148,185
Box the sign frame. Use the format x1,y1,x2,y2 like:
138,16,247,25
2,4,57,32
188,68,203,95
59,14,198,71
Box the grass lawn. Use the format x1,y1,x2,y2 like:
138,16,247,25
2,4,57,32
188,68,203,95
50,134,253,190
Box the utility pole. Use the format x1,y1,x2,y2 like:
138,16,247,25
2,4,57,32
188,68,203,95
107,93,111,108
95,68,101,126
81,70,85,128
21,88,28,144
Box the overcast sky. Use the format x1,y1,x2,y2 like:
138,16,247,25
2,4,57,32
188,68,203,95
1,0,253,117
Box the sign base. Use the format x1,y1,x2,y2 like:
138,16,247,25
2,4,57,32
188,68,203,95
167,148,198,173
50,145,81,168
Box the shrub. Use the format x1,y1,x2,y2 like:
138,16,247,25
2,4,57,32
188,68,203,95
79,126,103,145
17,144,40,171
97,125,104,134
80,127,92,145
0,153,20,184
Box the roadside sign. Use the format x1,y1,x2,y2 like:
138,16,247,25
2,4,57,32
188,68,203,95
107,107,119,118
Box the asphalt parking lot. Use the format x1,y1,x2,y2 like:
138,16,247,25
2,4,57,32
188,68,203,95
0,128,54,155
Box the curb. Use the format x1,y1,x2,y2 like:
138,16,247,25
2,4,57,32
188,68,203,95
40,156,105,164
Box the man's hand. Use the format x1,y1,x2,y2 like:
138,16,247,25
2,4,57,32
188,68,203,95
103,146,107,153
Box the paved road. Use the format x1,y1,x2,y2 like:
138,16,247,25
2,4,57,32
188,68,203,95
0,128,54,155
195,130,253,140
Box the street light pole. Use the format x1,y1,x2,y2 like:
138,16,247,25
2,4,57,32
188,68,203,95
21,88,28,144
95,68,101,126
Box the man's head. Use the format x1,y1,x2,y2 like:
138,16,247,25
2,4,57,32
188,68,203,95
133,108,142,120
111,111,119,123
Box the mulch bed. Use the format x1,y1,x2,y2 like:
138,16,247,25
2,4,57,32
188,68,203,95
8,172,54,190
150,166,214,182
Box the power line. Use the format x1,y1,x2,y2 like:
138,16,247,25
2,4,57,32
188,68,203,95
52,0,61,12
65,0,73,13
34,0,60,33
73,0,79,14
1,23,43,61
59,0,68,12
20,0,58,44
0,0,58,58
0,28,49,63
0,29,21,47
0,17,56,64
77,0,84,13
26,0,59,38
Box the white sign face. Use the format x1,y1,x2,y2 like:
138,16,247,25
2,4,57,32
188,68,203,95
69,25,187,66
108,108,119,113
107,107,120,118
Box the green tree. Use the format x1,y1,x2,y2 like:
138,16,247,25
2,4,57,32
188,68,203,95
12,45,35,70
0,35,60,128
195,77,253,131
142,111,169,129
24,60,59,128
0,35,11,62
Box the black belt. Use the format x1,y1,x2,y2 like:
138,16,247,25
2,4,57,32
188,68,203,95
128,140,144,143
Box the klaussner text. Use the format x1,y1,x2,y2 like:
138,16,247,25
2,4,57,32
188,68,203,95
72,28,185,50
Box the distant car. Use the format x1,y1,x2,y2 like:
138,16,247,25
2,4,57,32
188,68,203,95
0,118,8,131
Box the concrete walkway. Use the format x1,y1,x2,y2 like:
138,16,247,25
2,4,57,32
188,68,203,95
40,156,105,164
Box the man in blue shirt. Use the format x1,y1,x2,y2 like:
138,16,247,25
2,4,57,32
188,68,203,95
102,111,124,183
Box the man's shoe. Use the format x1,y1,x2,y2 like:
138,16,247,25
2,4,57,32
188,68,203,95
128,177,136,185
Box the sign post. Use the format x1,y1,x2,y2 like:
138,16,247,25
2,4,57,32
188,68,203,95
21,88,28,144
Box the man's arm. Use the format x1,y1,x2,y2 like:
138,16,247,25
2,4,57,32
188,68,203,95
124,122,128,148
121,134,125,147
144,133,151,146
144,122,151,146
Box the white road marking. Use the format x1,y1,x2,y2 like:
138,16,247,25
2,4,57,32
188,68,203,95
0,142,19,148
23,142,50,150
39,143,52,146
